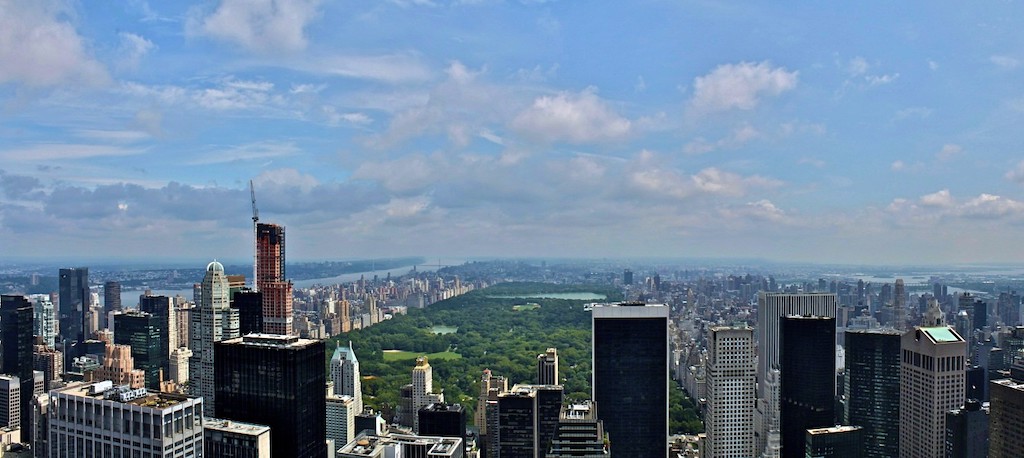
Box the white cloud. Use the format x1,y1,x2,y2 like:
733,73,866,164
688,61,798,115
935,143,963,161
74,129,151,143
847,57,869,76
919,189,953,207
721,199,787,222
253,167,319,193
0,144,145,161
683,124,759,154
0,0,108,87
893,107,932,121
1005,160,1024,184
297,53,434,83
959,193,1024,218
190,0,323,53
188,141,300,165
798,157,826,168
991,55,1020,69
511,88,632,144
891,160,906,171
117,32,156,72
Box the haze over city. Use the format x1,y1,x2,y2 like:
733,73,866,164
3,1,1024,264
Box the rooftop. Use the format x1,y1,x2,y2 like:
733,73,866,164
204,418,271,435
921,327,964,343
806,425,862,435
58,382,197,409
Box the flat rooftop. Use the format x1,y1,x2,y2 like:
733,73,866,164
57,382,196,409
921,327,963,343
204,418,271,435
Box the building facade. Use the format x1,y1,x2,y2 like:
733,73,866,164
0,295,34,438
58,268,89,361
844,329,901,458
899,327,966,458
190,261,239,417
537,348,558,385
703,326,755,458
780,316,836,458
989,378,1024,458
591,302,668,458
204,418,271,458
330,344,362,412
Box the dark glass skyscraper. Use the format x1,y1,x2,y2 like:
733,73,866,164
113,310,166,388
232,290,264,336
591,302,668,458
215,334,326,458
780,315,836,458
103,280,121,316
138,295,171,373
58,267,89,361
1,295,34,440
844,329,900,458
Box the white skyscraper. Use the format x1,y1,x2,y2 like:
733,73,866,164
0,376,19,430
326,393,358,450
703,326,756,458
189,261,240,416
331,343,363,412
755,292,836,454
412,356,443,433
30,294,56,349
900,326,966,458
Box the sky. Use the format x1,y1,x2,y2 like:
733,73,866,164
2,1,1024,265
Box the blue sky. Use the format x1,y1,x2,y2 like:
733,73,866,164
2,0,1024,264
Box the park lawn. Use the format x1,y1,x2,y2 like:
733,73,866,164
381,349,463,362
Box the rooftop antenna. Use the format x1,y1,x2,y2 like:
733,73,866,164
250,180,259,292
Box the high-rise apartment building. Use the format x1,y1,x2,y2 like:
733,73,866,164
48,382,204,458
103,280,121,315
900,327,966,458
93,343,146,389
756,293,836,454
844,329,901,458
58,268,89,361
537,347,558,385
1,295,34,438
331,344,363,411
780,315,836,458
190,261,240,417
703,325,756,458
496,385,567,458
256,223,293,336
476,369,507,456
989,376,1024,458
0,376,19,430
591,302,668,458
327,394,358,452
30,294,56,349
215,334,326,458
412,356,444,433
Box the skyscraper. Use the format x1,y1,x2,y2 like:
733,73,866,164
256,223,293,336
190,261,240,416
779,315,836,458
476,369,507,455
139,294,173,361
844,329,901,458
591,302,669,458
537,347,558,385
546,401,608,457
232,290,264,336
113,310,166,388
331,343,363,412
944,399,988,458
0,376,19,430
215,334,327,458
326,394,358,451
103,280,121,319
900,327,966,458
805,426,864,458
58,267,89,361
418,402,467,456
989,372,1024,458
1,295,34,438
756,292,837,454
893,279,906,331
30,294,56,349
412,356,444,433
704,325,756,458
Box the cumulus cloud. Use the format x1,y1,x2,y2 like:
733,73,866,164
511,88,632,144
190,0,323,53
688,61,798,115
919,189,953,207
0,0,108,87
117,32,156,72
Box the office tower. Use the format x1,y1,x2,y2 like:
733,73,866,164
327,394,358,451
175,302,192,351
139,294,174,361
623,269,633,285
204,418,271,458
103,280,121,315
476,369,507,455
33,344,62,390
215,334,326,458
338,298,352,333
190,261,240,417
93,344,145,388
965,365,986,401
412,356,444,433
704,325,756,458
398,384,415,427
755,293,837,454
0,295,34,439
256,223,294,336
944,399,988,458
591,302,669,458
113,310,166,388
30,295,56,349
58,268,89,362
989,374,1024,458
497,386,537,458
843,329,900,458
894,279,906,331
355,410,386,438
805,426,864,458
331,343,363,412
418,402,467,456
31,392,49,455
48,382,204,458
0,376,19,430
233,290,264,335
900,327,966,458
545,401,608,457
780,316,836,458
537,347,559,385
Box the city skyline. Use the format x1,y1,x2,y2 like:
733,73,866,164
4,2,1024,263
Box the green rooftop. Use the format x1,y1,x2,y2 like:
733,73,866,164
921,327,963,343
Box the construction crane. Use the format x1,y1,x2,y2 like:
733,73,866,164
250,180,259,292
